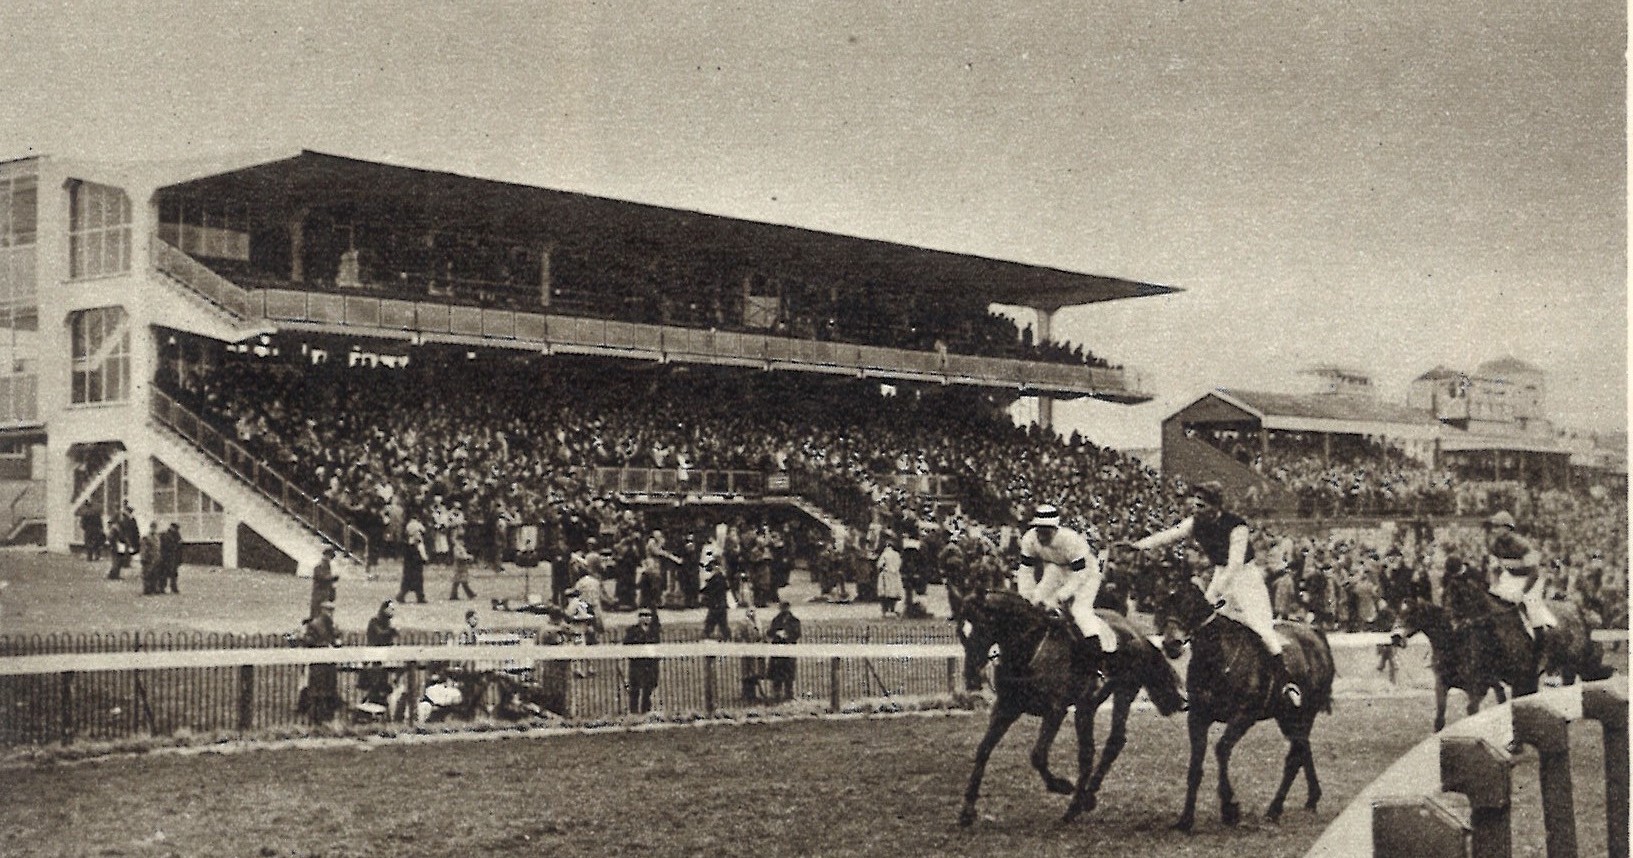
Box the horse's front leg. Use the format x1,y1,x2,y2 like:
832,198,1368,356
1433,675,1449,732
1031,705,1074,795
1175,708,1211,832
960,705,1022,827
1068,684,1131,822
1214,714,1256,826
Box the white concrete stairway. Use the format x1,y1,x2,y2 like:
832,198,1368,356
149,391,368,576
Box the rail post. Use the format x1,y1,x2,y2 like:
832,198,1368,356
829,657,841,713
59,671,75,746
1582,685,1629,858
1372,795,1471,858
404,662,421,726
1512,697,1578,858
703,656,717,715
1440,736,1512,858
946,657,957,695
237,664,255,732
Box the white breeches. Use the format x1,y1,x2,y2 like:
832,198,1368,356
1030,564,1116,652
1208,562,1282,656
1491,573,1557,628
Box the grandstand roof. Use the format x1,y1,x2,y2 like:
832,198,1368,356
1167,389,1443,439
1476,355,1543,377
159,150,1179,312
1413,365,1464,382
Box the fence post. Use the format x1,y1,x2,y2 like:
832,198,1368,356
947,657,957,695
1582,685,1629,858
1440,736,1512,858
703,656,717,715
405,663,421,726
237,665,255,732
829,657,841,713
1372,795,1471,858
1512,698,1578,858
59,671,74,746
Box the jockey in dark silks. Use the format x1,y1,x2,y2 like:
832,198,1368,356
1127,481,1302,708
1484,510,1556,646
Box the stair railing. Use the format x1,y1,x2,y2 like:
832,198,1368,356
150,389,368,563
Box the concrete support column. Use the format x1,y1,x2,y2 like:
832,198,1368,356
44,439,73,554
220,511,242,570
287,207,308,282
538,243,553,308
1034,307,1055,432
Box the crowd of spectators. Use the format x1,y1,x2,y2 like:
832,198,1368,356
199,231,1114,369
1201,429,1473,517
160,340,1624,631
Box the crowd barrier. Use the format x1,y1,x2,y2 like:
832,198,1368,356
1306,676,1629,858
1,629,1622,752
0,627,962,748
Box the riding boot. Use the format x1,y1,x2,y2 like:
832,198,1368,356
1272,652,1302,709
1531,626,1546,660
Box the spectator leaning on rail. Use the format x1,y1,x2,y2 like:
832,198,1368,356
1125,481,1303,709
622,607,661,714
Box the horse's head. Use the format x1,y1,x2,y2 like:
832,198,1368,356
1156,578,1213,660
957,589,1044,691
1390,597,1443,647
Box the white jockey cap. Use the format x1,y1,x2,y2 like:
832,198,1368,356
1030,504,1062,528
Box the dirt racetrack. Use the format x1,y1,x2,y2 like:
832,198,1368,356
8,692,1610,858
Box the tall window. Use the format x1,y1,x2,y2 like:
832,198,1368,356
0,163,40,424
69,180,132,280
69,307,130,404
153,458,224,542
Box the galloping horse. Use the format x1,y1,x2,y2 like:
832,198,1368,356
1390,596,1509,732
957,589,1186,826
1157,580,1335,832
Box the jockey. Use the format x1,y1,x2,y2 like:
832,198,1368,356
1127,481,1301,708
1485,510,1556,642
1014,504,1117,653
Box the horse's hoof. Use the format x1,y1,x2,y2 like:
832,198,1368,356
1046,778,1074,795
1221,801,1241,826
1264,805,1284,824
1173,817,1194,834
958,808,977,828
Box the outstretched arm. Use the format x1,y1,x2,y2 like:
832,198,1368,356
1131,517,1194,552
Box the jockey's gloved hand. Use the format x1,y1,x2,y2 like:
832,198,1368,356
1045,606,1064,620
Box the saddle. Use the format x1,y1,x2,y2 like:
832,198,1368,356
1029,612,1108,679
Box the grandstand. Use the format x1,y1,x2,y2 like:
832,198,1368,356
0,150,1179,575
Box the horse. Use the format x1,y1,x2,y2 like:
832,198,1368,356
1156,579,1335,832
956,589,1187,827
1439,570,1612,693
1390,596,1508,732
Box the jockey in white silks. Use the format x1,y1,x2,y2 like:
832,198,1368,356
1013,504,1117,653
1127,481,1301,708
1484,510,1556,638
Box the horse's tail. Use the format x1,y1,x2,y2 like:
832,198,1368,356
1129,637,1187,716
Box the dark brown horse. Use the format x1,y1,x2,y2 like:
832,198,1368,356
1157,580,1335,832
1390,596,1509,731
956,589,1186,826
1439,571,1613,694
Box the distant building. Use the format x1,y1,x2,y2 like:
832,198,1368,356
1407,355,1549,437
1297,365,1375,397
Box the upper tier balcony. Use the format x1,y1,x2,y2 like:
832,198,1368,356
151,238,1151,403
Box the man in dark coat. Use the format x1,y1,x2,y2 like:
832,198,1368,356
80,509,105,562
311,547,339,619
622,607,662,714
698,549,731,641
160,523,183,594
766,601,802,702
138,522,162,595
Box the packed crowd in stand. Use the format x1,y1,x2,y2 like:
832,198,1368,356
158,344,1179,611
156,340,1626,634
200,237,1115,369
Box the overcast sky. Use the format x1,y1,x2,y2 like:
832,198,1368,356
2,1,1623,448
